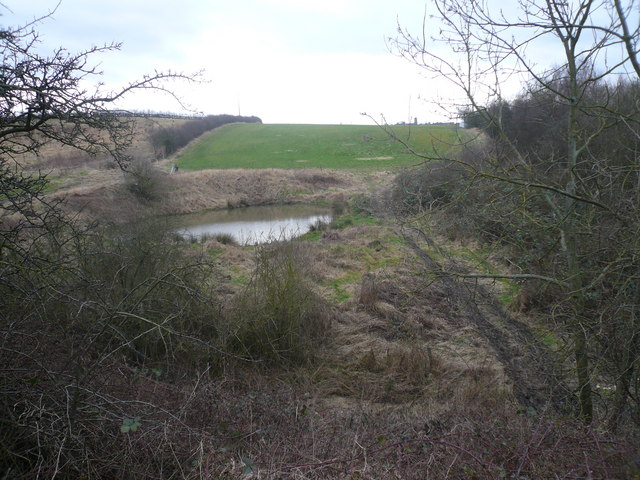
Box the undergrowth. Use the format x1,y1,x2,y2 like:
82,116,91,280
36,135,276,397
0,217,224,477
226,241,332,365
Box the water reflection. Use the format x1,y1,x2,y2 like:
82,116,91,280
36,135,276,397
173,204,331,245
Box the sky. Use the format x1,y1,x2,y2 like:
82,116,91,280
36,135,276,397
4,1,631,125
5,0,451,125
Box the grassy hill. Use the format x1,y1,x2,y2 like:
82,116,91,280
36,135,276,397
176,123,462,170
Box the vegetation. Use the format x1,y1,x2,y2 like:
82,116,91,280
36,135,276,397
2,1,640,478
176,123,462,170
226,241,332,365
125,157,166,200
390,0,640,427
150,114,262,158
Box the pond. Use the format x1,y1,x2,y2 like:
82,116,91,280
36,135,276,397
173,204,332,245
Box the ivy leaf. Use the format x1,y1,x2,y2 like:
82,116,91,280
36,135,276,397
241,456,258,475
121,417,142,434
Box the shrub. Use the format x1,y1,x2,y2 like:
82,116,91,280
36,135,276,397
226,241,331,365
0,213,224,477
124,157,166,200
308,218,330,232
76,221,222,364
350,192,375,216
392,160,467,216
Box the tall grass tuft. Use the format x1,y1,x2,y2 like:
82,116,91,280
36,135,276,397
212,232,238,245
308,218,330,233
227,241,331,365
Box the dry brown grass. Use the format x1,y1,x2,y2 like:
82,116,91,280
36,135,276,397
20,117,189,168
52,167,371,223
162,168,368,215
5,156,637,478
17,114,378,223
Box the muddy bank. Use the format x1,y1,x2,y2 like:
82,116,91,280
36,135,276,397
58,168,380,222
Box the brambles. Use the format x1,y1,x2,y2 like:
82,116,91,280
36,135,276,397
0,215,226,476
77,220,222,364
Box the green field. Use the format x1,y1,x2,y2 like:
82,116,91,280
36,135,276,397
176,123,462,170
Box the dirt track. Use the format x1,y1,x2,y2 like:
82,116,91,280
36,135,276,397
400,227,575,414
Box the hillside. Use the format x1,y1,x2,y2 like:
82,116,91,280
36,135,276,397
41,121,461,221
176,123,462,170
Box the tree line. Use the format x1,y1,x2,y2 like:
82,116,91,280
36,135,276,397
149,114,262,158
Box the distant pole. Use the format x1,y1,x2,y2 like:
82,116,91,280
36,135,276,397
237,97,241,116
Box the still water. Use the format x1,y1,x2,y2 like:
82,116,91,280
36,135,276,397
173,204,331,245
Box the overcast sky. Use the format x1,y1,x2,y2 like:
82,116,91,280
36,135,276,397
5,0,624,125
5,0,451,124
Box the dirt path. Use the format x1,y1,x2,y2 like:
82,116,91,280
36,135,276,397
400,226,575,414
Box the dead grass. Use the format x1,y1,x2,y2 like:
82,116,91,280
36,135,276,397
19,117,189,168
52,167,371,223
163,168,367,214
5,157,637,477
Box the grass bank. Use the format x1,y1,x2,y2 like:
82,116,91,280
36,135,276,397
176,123,463,170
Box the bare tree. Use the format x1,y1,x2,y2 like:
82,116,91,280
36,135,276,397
0,10,221,476
0,9,195,165
390,0,640,425
0,6,196,277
